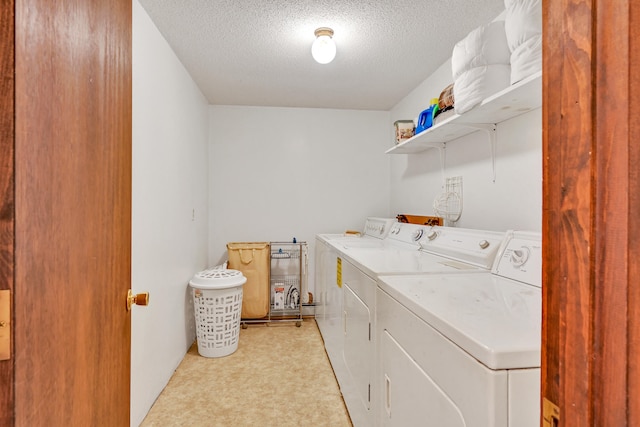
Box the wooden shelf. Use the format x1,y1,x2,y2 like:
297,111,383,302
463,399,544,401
386,71,542,154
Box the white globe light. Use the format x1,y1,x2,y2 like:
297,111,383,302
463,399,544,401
312,28,336,64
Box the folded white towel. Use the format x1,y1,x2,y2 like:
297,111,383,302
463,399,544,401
510,35,542,84
504,0,542,83
452,21,511,81
453,65,511,114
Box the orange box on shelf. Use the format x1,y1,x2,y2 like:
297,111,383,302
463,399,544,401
396,214,443,226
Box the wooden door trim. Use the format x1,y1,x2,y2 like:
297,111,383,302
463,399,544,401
0,0,14,425
542,0,594,420
543,0,638,425
592,2,630,425
628,2,640,425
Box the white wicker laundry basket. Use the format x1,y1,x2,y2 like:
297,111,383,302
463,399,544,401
190,268,247,358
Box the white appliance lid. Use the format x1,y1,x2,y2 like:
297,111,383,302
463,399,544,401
342,249,486,276
339,226,505,272
316,217,397,244
377,273,541,370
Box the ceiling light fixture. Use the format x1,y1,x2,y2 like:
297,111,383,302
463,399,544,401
312,27,336,64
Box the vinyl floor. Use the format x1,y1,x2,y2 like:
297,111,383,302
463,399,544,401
141,319,352,427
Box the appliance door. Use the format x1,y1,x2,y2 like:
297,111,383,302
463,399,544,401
342,258,377,427
314,238,329,330
380,330,465,426
376,288,509,427
344,283,372,410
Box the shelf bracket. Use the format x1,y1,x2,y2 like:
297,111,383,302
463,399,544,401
437,143,446,186
458,123,498,182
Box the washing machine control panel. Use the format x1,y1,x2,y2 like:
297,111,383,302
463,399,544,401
493,232,541,287
365,222,384,236
385,223,430,245
388,223,401,235
419,227,505,269
362,217,397,238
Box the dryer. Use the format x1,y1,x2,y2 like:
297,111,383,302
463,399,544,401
376,231,541,427
316,217,396,327
315,217,396,359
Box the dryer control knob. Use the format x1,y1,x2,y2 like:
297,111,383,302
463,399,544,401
479,240,490,249
412,229,424,241
427,231,438,241
510,247,530,267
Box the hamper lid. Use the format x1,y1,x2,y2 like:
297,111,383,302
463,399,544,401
189,268,247,290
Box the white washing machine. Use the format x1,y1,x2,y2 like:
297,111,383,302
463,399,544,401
315,217,396,342
317,220,436,373
331,226,506,427
376,231,541,427
316,217,397,245
315,217,396,320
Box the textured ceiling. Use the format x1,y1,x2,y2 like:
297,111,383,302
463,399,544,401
138,0,506,110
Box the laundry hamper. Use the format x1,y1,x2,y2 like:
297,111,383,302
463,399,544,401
226,242,270,319
189,268,247,358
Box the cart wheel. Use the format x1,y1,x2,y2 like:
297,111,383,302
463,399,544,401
241,323,248,329
296,321,302,327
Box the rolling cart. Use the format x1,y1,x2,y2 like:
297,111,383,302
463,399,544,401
240,241,307,327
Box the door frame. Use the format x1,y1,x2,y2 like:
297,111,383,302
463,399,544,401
542,0,639,425
2,1,638,426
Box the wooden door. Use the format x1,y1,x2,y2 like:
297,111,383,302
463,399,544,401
1,0,132,425
542,0,640,425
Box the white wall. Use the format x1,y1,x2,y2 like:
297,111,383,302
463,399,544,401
131,1,210,425
208,106,391,294
389,59,542,231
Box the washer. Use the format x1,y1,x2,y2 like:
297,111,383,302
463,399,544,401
319,225,505,427
376,231,541,427
316,220,433,374
315,217,396,339
317,217,397,246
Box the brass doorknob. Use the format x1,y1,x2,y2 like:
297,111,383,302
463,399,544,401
127,290,150,311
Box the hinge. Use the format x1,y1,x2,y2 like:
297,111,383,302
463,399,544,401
542,397,560,427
